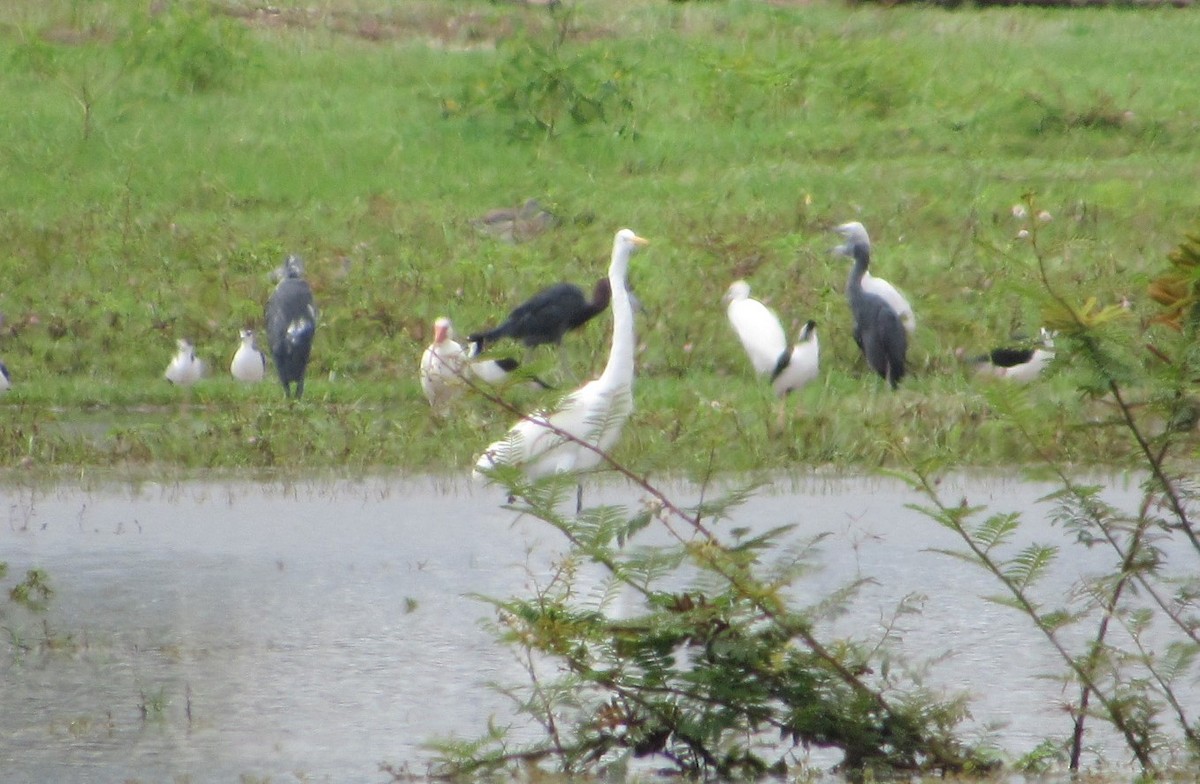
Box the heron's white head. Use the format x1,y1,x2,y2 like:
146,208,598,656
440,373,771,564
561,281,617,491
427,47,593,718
609,230,648,281
433,317,453,345
176,339,194,353
722,280,751,305
833,221,871,257
612,229,649,266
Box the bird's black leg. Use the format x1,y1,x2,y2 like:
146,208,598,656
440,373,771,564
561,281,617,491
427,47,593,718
575,483,584,515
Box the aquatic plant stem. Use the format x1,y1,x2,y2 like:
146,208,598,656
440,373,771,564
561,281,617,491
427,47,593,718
905,461,1158,775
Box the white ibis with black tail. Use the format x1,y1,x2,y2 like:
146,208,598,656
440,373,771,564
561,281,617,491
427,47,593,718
963,328,1055,382
771,320,820,398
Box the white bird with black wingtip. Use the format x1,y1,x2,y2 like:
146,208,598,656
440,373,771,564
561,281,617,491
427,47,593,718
964,328,1055,382
164,339,203,386
230,328,267,383
723,279,820,397
770,320,820,398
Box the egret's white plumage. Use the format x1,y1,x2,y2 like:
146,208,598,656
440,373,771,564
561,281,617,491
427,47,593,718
770,321,820,398
723,280,787,377
164,339,203,386
474,229,648,481
230,329,267,383
420,317,469,412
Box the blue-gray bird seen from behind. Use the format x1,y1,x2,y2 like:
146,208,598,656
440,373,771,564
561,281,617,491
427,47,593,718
265,254,317,399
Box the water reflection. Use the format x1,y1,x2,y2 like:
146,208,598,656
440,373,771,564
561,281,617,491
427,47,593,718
0,473,1179,781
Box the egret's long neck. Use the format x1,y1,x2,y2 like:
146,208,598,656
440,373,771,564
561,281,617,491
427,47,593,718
598,248,634,387
845,243,871,294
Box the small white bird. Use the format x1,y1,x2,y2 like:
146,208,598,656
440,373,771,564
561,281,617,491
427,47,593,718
0,360,10,392
474,229,648,483
723,280,787,378
420,317,469,412
230,329,267,383
164,339,203,386
770,320,820,398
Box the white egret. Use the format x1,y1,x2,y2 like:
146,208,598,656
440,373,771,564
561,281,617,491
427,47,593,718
230,328,267,383
723,280,787,377
164,339,203,386
835,222,908,389
474,229,648,483
266,254,317,399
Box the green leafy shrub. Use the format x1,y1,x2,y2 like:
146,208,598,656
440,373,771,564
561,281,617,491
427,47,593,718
123,5,257,93
429,457,991,778
443,9,635,140
903,210,1200,777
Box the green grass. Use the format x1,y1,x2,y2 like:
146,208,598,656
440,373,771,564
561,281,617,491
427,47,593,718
1,0,1197,474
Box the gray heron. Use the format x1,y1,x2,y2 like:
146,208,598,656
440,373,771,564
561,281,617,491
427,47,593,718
835,222,908,389
265,254,317,399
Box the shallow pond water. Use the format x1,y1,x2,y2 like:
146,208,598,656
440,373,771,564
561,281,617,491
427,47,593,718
0,472,1186,782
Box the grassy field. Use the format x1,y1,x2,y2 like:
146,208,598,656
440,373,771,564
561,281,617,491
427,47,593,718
0,0,1198,476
